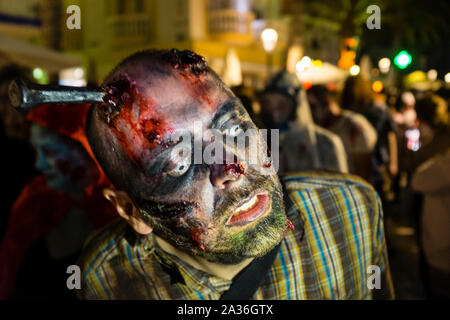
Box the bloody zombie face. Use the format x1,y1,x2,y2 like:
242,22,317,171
31,124,98,193
87,50,290,264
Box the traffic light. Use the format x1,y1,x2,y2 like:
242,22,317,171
394,51,412,69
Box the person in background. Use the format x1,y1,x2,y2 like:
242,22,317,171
0,104,117,299
393,91,417,129
257,71,348,174
341,75,398,195
413,94,450,169
411,147,450,299
307,85,377,181
0,66,37,240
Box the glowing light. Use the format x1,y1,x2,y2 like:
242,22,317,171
295,56,311,73
302,82,313,90
378,57,391,73
59,67,86,87
32,68,49,84
261,28,278,52
74,67,84,78
372,81,383,93
445,72,450,83
349,65,360,76
33,68,44,79
394,51,412,69
427,69,437,81
405,128,421,151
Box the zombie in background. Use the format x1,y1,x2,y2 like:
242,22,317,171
341,75,398,195
307,85,377,182
21,50,392,299
0,66,37,240
412,147,450,299
0,104,117,299
257,71,348,174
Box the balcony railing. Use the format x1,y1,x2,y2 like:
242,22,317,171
105,13,150,48
208,9,254,35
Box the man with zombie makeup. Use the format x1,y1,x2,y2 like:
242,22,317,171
76,49,394,299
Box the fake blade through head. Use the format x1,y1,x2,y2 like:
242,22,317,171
8,78,105,111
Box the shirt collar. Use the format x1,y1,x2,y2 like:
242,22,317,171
150,235,232,294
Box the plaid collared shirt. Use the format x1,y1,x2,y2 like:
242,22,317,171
77,171,394,300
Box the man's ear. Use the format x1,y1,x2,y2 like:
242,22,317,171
103,188,152,235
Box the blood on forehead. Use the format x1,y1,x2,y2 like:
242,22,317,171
100,74,174,166
163,49,223,114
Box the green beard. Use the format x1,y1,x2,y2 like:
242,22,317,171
199,184,287,264
141,174,288,265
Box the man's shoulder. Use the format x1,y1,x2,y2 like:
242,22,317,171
282,170,375,192
78,218,130,276
281,171,383,244
281,171,382,237
312,124,345,149
342,110,372,127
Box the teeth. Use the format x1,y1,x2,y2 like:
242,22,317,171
233,194,258,215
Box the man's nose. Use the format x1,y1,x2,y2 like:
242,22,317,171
209,163,246,190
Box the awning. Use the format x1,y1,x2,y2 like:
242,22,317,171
297,62,348,84
0,33,82,73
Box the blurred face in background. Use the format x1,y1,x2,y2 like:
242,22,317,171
258,92,295,129
30,124,98,194
306,90,329,127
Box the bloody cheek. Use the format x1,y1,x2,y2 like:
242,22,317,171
151,202,207,252
190,227,206,251
224,163,247,176
286,220,295,231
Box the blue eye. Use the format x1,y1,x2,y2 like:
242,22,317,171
227,124,242,137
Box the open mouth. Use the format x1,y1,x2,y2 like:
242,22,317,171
226,190,270,226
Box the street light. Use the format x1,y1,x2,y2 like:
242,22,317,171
261,28,278,79
427,69,437,81
394,50,412,69
295,56,311,73
378,57,391,73
349,65,360,76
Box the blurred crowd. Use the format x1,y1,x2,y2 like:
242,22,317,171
235,70,450,299
0,63,449,299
